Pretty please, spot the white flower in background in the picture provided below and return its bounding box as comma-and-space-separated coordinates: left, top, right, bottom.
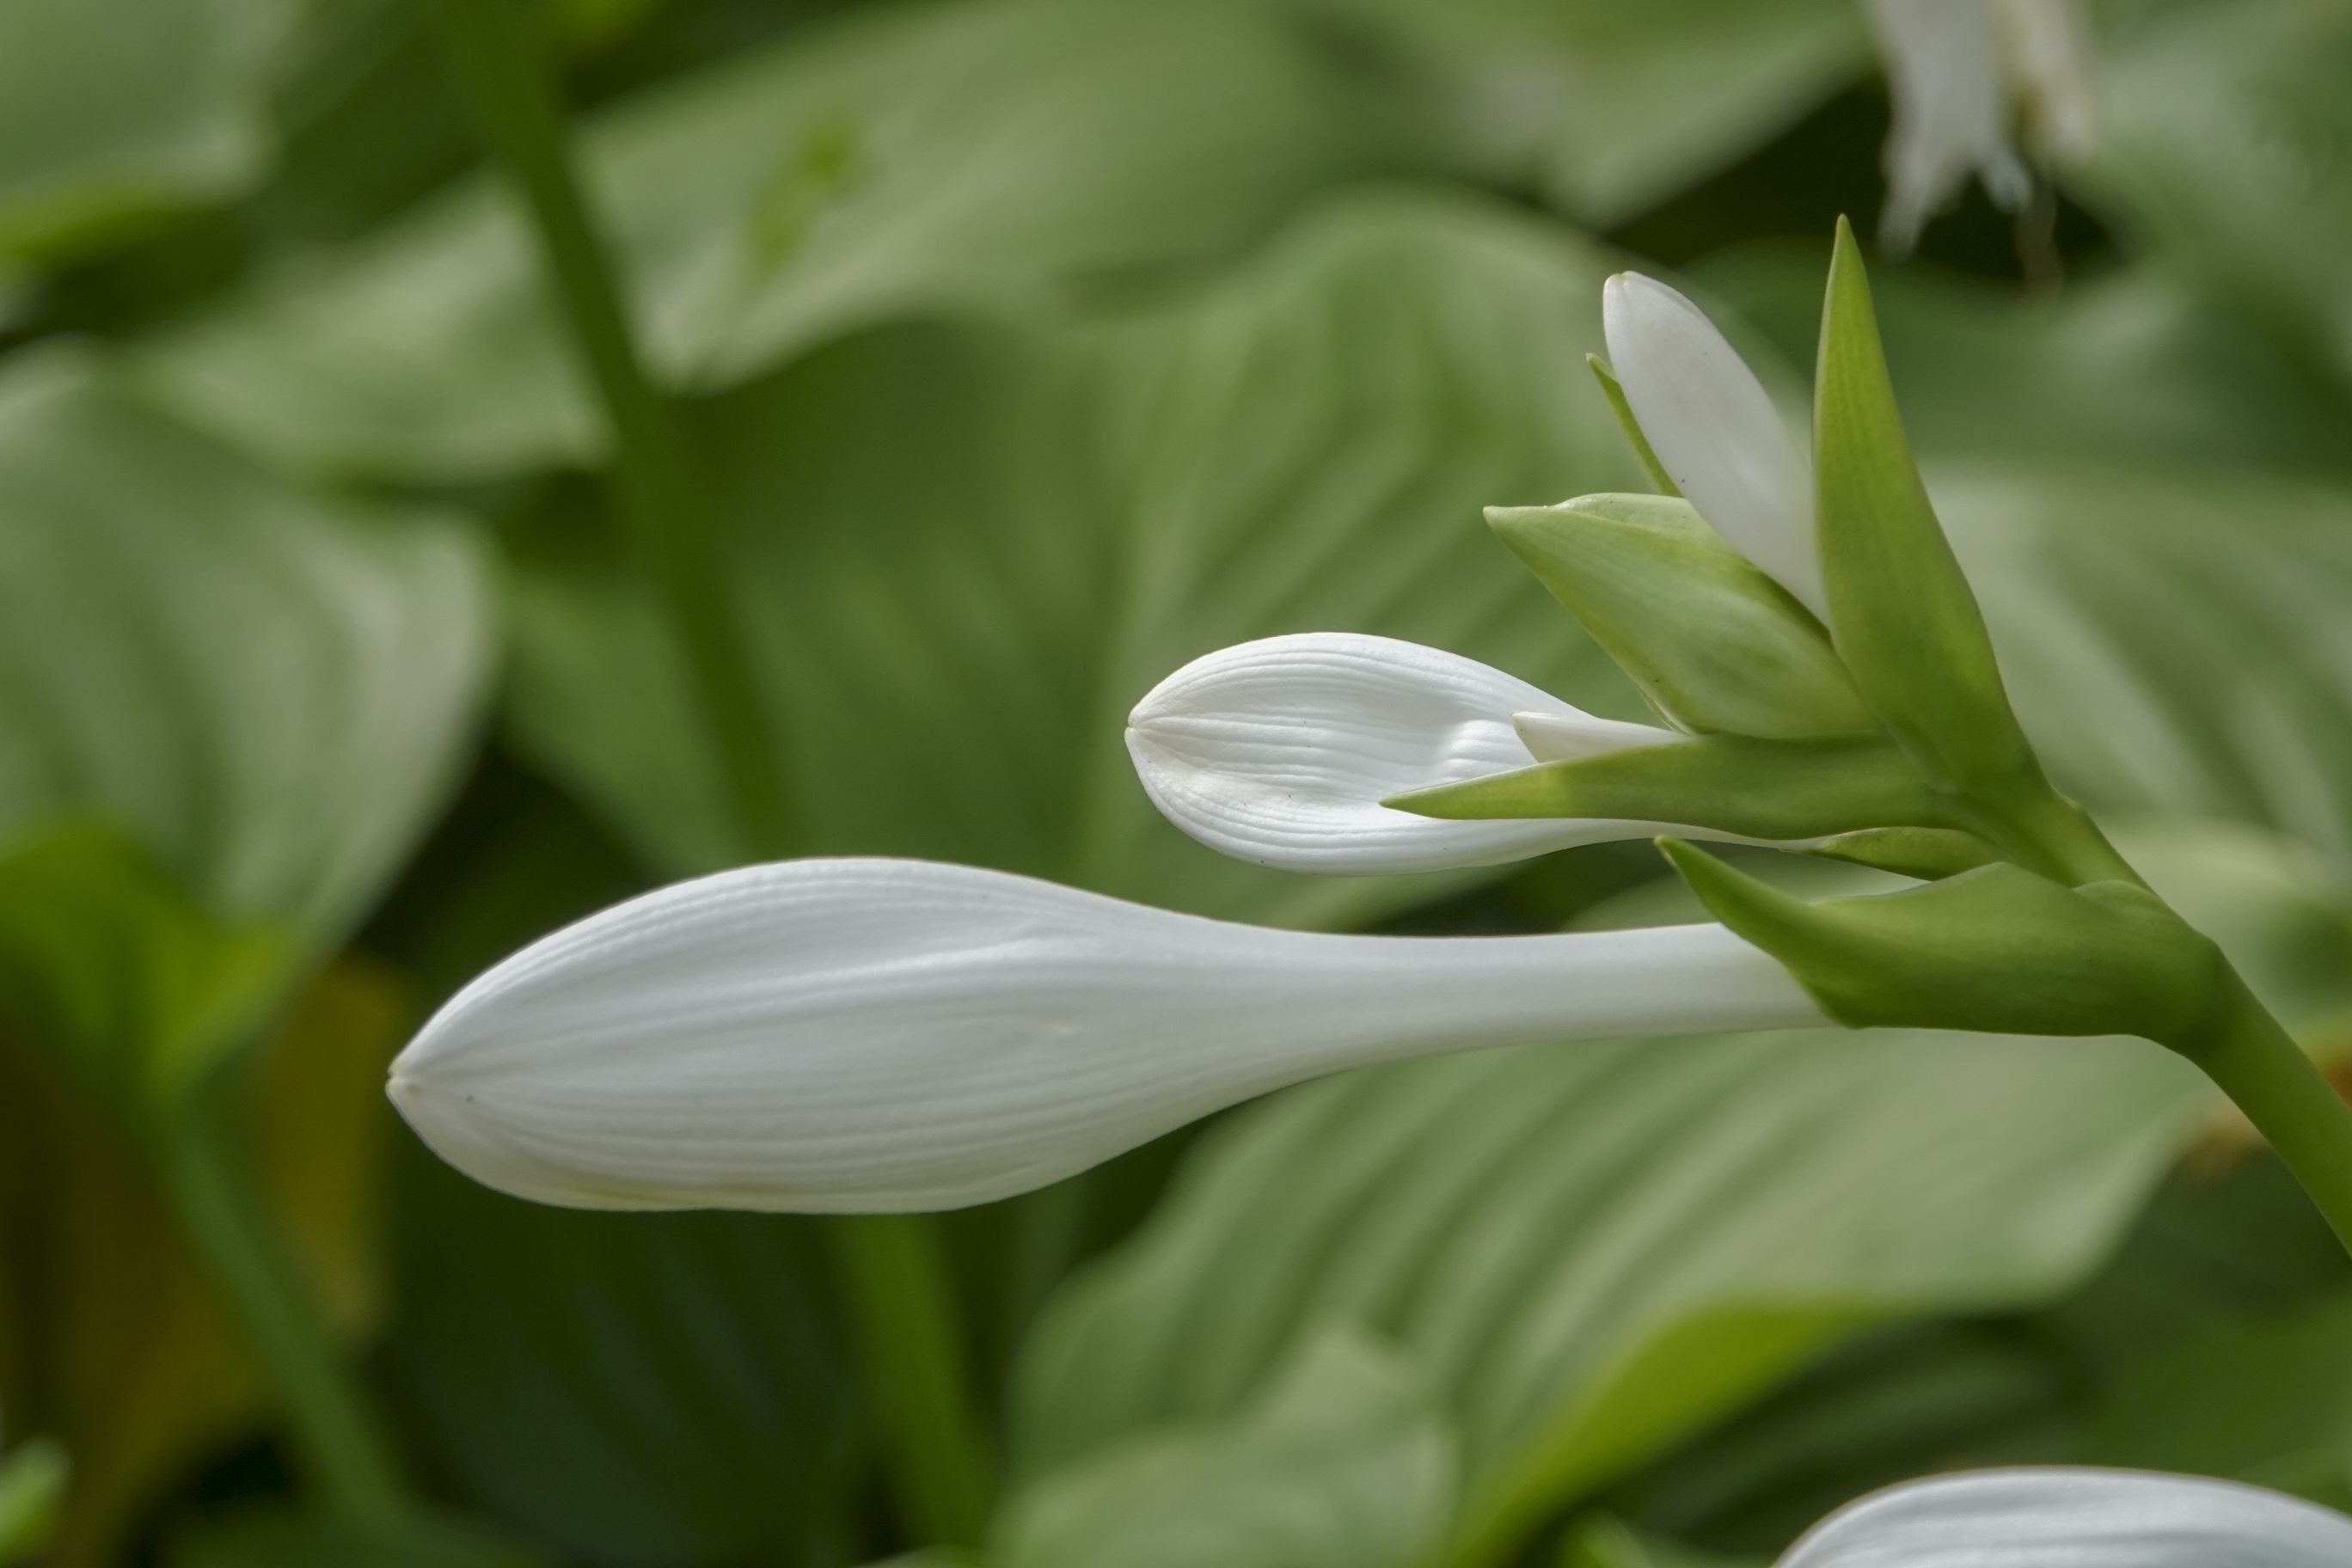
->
1601, 273, 1822, 616
1125, 632, 1681, 875
1865, 0, 2097, 252
388, 858, 1823, 1212
1776, 1467, 2352, 1566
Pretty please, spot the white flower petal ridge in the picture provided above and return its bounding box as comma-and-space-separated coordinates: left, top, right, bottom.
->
387, 858, 1825, 1213
1601, 273, 1826, 619
1126, 632, 1678, 875
1776, 1467, 2352, 1567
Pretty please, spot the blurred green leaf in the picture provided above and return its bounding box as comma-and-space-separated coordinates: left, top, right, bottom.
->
1689, 248, 2352, 481
134, 0, 1407, 481
0, 958, 412, 1568
0, 826, 287, 1123
1009, 1024, 2210, 1568
1560, 1514, 1760, 1568
0, 347, 493, 946
505, 189, 1646, 923
378, 1144, 865, 1568
1322, 0, 1869, 227
992, 1326, 1454, 1568
0, 1437, 67, 1565
0, 0, 294, 262
169, 1503, 542, 1568
2086, 0, 2352, 395
1934, 460, 2352, 862
2087, 1289, 2352, 1512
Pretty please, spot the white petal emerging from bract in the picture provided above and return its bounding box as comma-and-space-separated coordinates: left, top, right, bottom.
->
1125, 633, 1678, 875
1778, 1467, 2352, 1567
1601, 273, 1826, 619
388, 858, 1824, 1213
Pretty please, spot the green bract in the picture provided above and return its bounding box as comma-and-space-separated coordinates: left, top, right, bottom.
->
1812, 218, 2041, 801
1387, 734, 1944, 843
1487, 494, 1876, 739
1661, 841, 2233, 1051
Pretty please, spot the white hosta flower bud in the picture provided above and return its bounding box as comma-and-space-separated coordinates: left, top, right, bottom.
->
1778, 1467, 2352, 1567
1124, 633, 1678, 875
387, 858, 1823, 1213
1601, 274, 1825, 619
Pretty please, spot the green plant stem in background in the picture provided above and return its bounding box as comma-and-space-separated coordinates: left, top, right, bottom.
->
426, 0, 792, 860
426, 1, 997, 1543
828, 1216, 996, 1544
152, 1094, 409, 1526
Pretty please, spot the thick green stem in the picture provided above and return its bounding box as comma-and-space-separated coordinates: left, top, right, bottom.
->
2190, 983, 2352, 1257
427, 4, 995, 1542
428, 0, 792, 859
152, 1098, 409, 1524
827, 1216, 996, 1546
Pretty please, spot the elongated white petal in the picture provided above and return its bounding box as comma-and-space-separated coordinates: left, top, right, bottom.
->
388, 858, 1823, 1213
1778, 1467, 2352, 1567
1601, 274, 1825, 618
1867, 0, 2031, 252
1125, 633, 1681, 875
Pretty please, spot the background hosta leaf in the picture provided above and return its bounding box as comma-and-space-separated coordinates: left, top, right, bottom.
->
2084, 0, 2352, 397
0, 0, 292, 263
1008, 1026, 2211, 1568
993, 1326, 1455, 1568
0, 348, 492, 946
505, 189, 1646, 925
0, 827, 286, 1121
379, 1148, 863, 1568
0, 959, 409, 1568
133, 0, 1403, 481
1934, 461, 2352, 864
1326, 0, 1869, 228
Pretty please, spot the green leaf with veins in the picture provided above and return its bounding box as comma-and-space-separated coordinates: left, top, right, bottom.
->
503, 190, 1647, 924
993, 1327, 1455, 1568
132, 0, 1406, 481
1009, 1024, 2208, 1568
0, 351, 491, 947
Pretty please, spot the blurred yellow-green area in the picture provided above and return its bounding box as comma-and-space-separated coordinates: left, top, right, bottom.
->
8, 0, 2352, 1565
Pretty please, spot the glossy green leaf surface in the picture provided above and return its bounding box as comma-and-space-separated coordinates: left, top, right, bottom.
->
504, 190, 1646, 924
0, 350, 492, 946
134, 0, 1405, 481
1010, 1025, 2209, 1567
0, 0, 291, 261
994, 1327, 1454, 1568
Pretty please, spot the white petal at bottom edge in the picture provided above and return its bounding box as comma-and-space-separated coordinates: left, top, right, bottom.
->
388, 858, 1822, 1214
1126, 632, 1679, 875
1777, 1467, 2352, 1567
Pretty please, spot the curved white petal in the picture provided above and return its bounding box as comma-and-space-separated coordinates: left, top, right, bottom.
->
1778, 1467, 2352, 1567
388, 858, 1823, 1214
1125, 633, 1680, 875
1602, 273, 1825, 619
